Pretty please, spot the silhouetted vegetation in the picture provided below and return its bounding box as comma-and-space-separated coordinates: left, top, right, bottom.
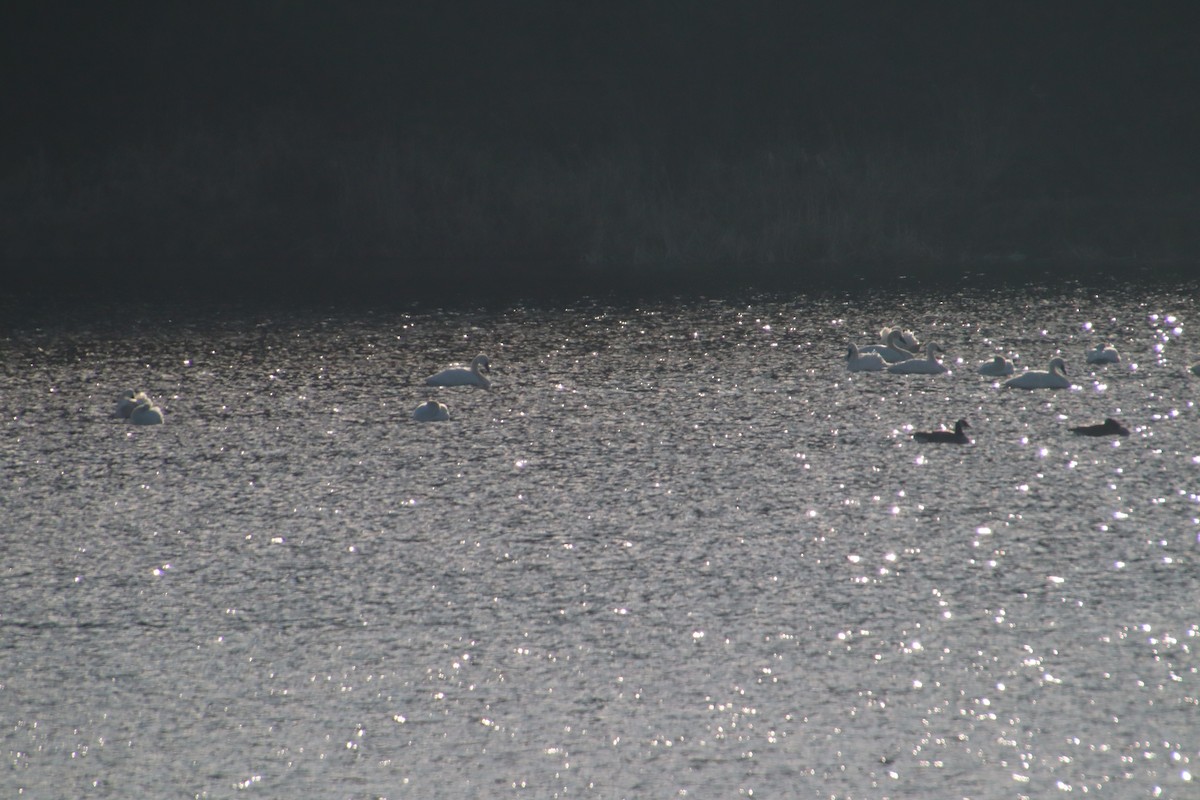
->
3, 3, 1197, 299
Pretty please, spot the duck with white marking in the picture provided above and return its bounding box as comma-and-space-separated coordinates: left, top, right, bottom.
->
425, 354, 491, 388
1069, 418, 1129, 437
845, 343, 886, 372
412, 399, 451, 422
887, 342, 948, 374
1004, 357, 1071, 389
913, 419, 971, 444
977, 355, 1015, 376
1086, 343, 1120, 364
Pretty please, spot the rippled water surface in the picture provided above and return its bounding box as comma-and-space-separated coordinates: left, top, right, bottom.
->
4, 283, 1199, 798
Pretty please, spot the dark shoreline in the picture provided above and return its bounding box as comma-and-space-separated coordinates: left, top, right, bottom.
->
5, 256, 1195, 320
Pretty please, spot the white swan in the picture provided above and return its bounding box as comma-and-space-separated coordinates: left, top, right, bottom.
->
115, 390, 150, 418
887, 342, 948, 374
846, 343, 886, 372
977, 355, 1015, 376
879, 326, 920, 352
1004, 356, 1070, 389
860, 329, 917, 363
1086, 343, 1120, 364
425, 354, 491, 388
412, 399, 450, 422
129, 399, 164, 425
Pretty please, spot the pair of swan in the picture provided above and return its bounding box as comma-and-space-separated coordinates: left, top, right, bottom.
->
1004, 357, 1071, 389
858, 329, 920, 364
847, 340, 948, 374
115, 390, 164, 425
415, 353, 491, 422
879, 326, 920, 352
114, 390, 150, 418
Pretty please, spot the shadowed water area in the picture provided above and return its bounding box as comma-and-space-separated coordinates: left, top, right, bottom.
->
3, 282, 1199, 798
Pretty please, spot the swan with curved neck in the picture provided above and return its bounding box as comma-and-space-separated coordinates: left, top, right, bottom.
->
861, 329, 918, 363
887, 342, 948, 374
1004, 357, 1070, 389
879, 326, 920, 352
425, 354, 491, 388
845, 343, 886, 372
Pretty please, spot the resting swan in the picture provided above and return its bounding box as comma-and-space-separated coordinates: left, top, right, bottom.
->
412, 399, 450, 422
845, 343, 886, 372
1004, 357, 1070, 389
887, 342, 948, 374
977, 355, 1015, 376
879, 326, 920, 352
129, 399, 164, 425
425, 354, 491, 388
1086, 343, 1120, 364
860, 329, 918, 363
913, 419, 970, 444
115, 390, 150, 418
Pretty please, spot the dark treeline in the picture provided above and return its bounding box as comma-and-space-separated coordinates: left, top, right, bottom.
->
3, 2, 1198, 299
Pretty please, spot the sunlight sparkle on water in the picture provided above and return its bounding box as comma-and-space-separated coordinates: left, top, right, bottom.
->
8, 288, 1200, 798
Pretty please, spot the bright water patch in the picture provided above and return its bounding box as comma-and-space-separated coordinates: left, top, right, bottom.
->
2, 285, 1199, 798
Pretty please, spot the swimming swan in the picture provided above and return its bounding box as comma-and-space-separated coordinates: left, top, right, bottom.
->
1004, 357, 1070, 389
1086, 343, 1120, 364
861, 329, 918, 363
425, 354, 491, 388
115, 390, 150, 418
913, 418, 971, 444
129, 399, 164, 425
887, 342, 948, 374
412, 399, 450, 422
846, 343, 887, 372
977, 355, 1015, 376
1069, 417, 1129, 437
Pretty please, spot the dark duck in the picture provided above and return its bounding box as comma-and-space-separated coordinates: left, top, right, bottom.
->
913, 419, 971, 444
1069, 418, 1130, 437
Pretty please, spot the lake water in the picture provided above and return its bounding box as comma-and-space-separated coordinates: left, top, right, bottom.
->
3, 281, 1199, 799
